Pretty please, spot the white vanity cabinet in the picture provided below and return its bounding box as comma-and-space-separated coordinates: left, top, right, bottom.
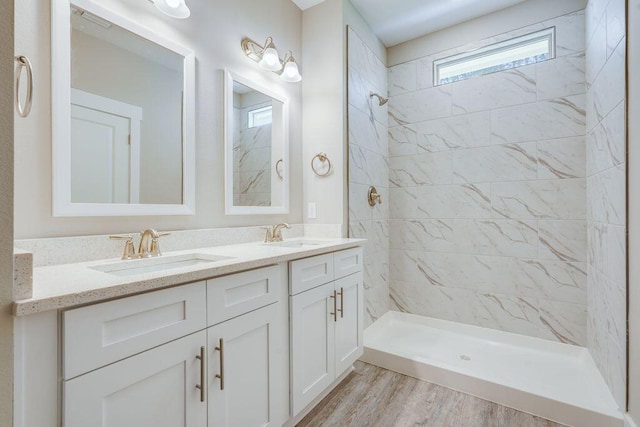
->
64, 331, 208, 427
289, 248, 364, 416
60, 264, 288, 427
206, 266, 288, 427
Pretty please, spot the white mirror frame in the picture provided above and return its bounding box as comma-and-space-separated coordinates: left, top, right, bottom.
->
224, 70, 290, 215
52, 0, 196, 216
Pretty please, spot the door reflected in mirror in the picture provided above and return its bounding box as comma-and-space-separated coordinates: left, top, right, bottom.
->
225, 71, 289, 215
70, 6, 184, 205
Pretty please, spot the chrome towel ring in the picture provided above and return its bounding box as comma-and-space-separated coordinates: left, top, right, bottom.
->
311, 152, 332, 177
14, 55, 33, 118
275, 159, 284, 180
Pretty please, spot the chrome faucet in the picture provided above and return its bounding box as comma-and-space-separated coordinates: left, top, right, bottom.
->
261, 223, 291, 243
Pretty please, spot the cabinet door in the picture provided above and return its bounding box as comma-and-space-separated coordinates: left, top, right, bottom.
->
290, 282, 335, 416
334, 272, 364, 375
64, 331, 207, 427
208, 303, 286, 427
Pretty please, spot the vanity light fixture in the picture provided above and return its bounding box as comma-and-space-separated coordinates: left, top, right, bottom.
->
152, 0, 191, 19
241, 37, 302, 82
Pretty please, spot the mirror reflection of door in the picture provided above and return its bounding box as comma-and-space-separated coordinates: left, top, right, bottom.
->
70, 89, 142, 203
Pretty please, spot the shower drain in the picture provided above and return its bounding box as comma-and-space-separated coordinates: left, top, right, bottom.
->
459, 354, 471, 361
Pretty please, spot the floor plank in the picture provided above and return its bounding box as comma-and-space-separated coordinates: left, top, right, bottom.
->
297, 362, 566, 427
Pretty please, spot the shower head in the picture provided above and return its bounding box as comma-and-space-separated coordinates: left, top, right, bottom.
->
369, 91, 388, 106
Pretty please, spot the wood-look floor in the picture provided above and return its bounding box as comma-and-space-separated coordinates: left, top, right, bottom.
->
297, 362, 566, 427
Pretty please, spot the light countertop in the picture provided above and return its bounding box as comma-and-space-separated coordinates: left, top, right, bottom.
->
14, 238, 365, 316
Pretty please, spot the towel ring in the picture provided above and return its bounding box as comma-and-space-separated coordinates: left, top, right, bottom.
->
311, 152, 332, 177
275, 159, 284, 180
14, 56, 33, 118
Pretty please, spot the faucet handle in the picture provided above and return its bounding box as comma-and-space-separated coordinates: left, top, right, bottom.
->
109, 235, 136, 260
149, 232, 170, 257
261, 226, 274, 243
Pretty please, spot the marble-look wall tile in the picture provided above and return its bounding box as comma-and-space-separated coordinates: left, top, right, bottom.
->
348, 27, 390, 327
539, 300, 587, 345
348, 28, 387, 95
416, 112, 491, 152
452, 143, 537, 183
606, 0, 626, 57
386, 9, 589, 348
417, 184, 492, 219
492, 179, 586, 220
388, 86, 452, 126
388, 61, 417, 96
390, 152, 453, 187
389, 125, 417, 157
349, 144, 389, 189
349, 104, 388, 157
491, 95, 586, 144
539, 220, 587, 262
537, 54, 585, 100
452, 66, 536, 114
585, 17, 607, 86
389, 187, 417, 219
587, 163, 626, 226
587, 100, 625, 175
587, 39, 626, 128
349, 66, 388, 127
538, 136, 586, 179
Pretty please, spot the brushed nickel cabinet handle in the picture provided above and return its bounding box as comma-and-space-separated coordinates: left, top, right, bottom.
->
215, 338, 225, 390
330, 290, 337, 322
337, 287, 344, 318
195, 346, 205, 402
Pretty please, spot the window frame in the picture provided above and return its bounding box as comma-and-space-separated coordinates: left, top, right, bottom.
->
247, 105, 273, 128
433, 27, 556, 86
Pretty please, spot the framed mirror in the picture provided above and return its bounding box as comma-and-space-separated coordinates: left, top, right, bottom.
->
52, 0, 195, 216
224, 71, 289, 215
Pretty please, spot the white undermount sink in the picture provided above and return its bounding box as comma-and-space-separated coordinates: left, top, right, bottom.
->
262, 240, 324, 248
90, 253, 234, 277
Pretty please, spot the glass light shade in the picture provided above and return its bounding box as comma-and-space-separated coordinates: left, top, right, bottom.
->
153, 0, 191, 19
280, 60, 302, 82
259, 47, 283, 72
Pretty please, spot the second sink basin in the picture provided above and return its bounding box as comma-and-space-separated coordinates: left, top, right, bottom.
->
91, 253, 234, 277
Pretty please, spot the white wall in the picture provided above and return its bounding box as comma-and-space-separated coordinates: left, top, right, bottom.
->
1, 0, 15, 424
628, 0, 639, 421
388, 0, 587, 66
301, 0, 346, 230
14, 0, 303, 238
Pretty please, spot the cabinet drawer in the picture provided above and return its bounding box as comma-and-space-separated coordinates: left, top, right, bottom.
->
289, 253, 334, 295
334, 247, 363, 279
207, 265, 281, 326
63, 282, 206, 380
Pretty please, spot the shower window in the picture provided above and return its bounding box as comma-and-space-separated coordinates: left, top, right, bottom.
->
248, 105, 272, 128
433, 27, 555, 86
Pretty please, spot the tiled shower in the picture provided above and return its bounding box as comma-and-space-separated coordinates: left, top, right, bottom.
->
348, 0, 626, 411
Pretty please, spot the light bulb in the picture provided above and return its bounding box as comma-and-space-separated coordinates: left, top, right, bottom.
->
281, 60, 302, 82
259, 46, 283, 72
153, 0, 190, 18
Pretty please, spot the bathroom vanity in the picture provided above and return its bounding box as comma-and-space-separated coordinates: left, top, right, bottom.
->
13, 239, 364, 427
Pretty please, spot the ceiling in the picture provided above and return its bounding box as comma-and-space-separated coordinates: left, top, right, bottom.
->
292, 0, 528, 47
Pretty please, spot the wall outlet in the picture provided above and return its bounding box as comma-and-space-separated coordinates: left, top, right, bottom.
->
307, 202, 317, 219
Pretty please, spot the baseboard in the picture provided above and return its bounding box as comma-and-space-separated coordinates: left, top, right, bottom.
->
626, 413, 639, 427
